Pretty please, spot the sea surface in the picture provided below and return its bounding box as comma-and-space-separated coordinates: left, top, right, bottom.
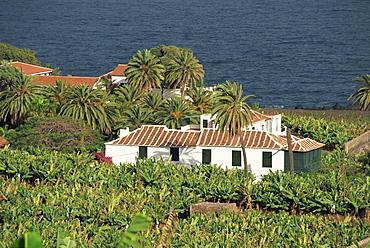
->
1, 0, 369, 108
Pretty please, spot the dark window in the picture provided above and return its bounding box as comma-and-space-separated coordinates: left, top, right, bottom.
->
139, 146, 147, 158
170, 147, 179, 161
202, 149, 211, 164
203, 120, 208, 128
232, 150, 241, 166
262, 152, 272, 168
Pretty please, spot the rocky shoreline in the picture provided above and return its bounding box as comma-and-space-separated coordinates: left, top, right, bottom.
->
293, 102, 364, 111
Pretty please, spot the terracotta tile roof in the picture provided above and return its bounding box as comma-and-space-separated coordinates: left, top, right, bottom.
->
198, 129, 286, 149
110, 64, 128, 76
10, 62, 53, 75
0, 137, 10, 147
32, 76, 99, 87
112, 125, 200, 147
251, 111, 272, 123
110, 125, 325, 152
282, 136, 325, 152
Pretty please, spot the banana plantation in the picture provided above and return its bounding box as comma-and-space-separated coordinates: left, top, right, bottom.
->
0, 146, 369, 247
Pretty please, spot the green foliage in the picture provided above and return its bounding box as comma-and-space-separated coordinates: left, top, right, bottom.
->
348, 74, 370, 110
59, 85, 119, 134
0, 151, 369, 247
10, 232, 43, 248
282, 112, 370, 150
6, 116, 104, 153
156, 97, 197, 129
0, 73, 43, 126
125, 49, 165, 93
118, 214, 152, 248
0, 43, 40, 65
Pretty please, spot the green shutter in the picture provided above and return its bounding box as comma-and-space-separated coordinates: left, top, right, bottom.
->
170, 147, 179, 161
202, 149, 211, 164
262, 152, 272, 168
232, 150, 241, 166
203, 120, 208, 128
139, 146, 147, 158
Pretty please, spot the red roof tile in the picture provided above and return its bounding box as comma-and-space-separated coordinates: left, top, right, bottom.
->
112, 125, 200, 147
111, 125, 325, 152
0, 137, 10, 147
198, 129, 285, 149
10, 62, 52, 75
110, 64, 128, 76
251, 111, 272, 123
32, 76, 99, 87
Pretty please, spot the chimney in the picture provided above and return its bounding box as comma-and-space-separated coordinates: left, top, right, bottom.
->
119, 127, 130, 138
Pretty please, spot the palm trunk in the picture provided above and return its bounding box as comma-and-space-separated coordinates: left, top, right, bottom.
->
240, 134, 249, 180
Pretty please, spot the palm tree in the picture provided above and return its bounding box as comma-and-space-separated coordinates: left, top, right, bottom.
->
157, 97, 196, 129
166, 50, 204, 99
118, 105, 154, 131
348, 74, 370, 110
142, 92, 163, 113
125, 49, 165, 93
59, 85, 118, 134
114, 84, 145, 110
211, 81, 255, 179
45, 80, 71, 110
0, 73, 42, 126
186, 85, 213, 114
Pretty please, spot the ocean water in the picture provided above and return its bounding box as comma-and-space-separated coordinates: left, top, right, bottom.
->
1, 0, 369, 108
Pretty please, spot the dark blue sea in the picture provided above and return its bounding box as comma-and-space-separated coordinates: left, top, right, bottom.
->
1, 0, 369, 108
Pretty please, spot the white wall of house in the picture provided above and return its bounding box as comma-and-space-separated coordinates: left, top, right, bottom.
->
111, 75, 127, 85
105, 144, 138, 164
107, 143, 285, 178
196, 146, 285, 177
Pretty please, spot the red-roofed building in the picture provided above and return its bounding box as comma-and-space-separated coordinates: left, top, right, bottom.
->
32, 75, 100, 88
105, 64, 128, 86
10, 62, 53, 76
105, 112, 325, 177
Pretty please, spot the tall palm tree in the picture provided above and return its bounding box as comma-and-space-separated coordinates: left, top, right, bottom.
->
211, 81, 255, 179
166, 50, 204, 99
157, 97, 196, 129
0, 73, 42, 126
186, 85, 213, 114
59, 85, 118, 134
348, 74, 370, 110
125, 49, 165, 93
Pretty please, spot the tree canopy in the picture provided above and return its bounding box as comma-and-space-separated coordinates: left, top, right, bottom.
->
0, 43, 40, 65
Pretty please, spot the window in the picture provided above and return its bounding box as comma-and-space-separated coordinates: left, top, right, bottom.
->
202, 149, 211, 164
262, 152, 272, 168
170, 147, 179, 161
232, 150, 241, 166
139, 146, 147, 158
203, 120, 208, 128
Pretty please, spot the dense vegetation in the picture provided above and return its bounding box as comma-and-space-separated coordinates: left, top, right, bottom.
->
1, 44, 370, 247
282, 112, 370, 150
0, 43, 40, 65
0, 147, 369, 247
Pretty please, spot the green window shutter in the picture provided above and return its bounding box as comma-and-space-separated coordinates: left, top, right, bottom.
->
262, 151, 272, 168
202, 149, 211, 164
170, 147, 179, 161
203, 120, 208, 128
232, 150, 241, 166
139, 146, 147, 158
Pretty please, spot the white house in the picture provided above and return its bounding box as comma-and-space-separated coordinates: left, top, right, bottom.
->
105, 112, 325, 177
107, 64, 128, 86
